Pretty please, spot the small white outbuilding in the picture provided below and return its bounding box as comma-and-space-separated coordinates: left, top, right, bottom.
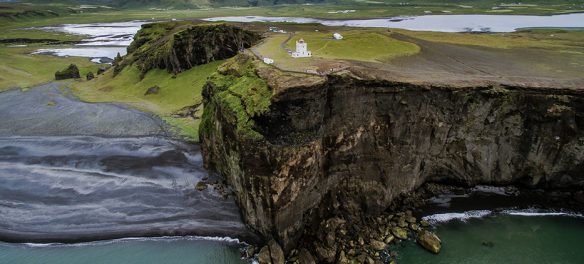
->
333, 33, 343, 40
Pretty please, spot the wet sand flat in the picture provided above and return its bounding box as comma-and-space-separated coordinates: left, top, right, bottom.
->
0, 83, 168, 137
0, 83, 257, 243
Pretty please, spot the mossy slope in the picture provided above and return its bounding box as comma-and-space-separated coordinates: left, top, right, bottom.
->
74, 60, 224, 141
200, 54, 272, 141
74, 22, 261, 141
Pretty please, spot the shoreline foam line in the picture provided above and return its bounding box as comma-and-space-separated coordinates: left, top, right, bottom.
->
12, 236, 243, 248
422, 210, 493, 224
423, 208, 584, 224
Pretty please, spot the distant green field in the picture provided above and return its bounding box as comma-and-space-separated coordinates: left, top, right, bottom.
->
2, 1, 584, 30
287, 30, 420, 62
0, 46, 101, 91
396, 28, 584, 50
253, 29, 420, 72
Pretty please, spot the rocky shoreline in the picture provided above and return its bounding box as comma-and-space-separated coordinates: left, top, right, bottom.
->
243, 183, 584, 264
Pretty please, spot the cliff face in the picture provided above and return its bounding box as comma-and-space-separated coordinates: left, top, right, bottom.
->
200, 55, 584, 250
117, 22, 260, 77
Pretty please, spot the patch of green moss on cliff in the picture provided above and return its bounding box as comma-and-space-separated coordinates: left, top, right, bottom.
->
200, 99, 216, 138
201, 54, 272, 141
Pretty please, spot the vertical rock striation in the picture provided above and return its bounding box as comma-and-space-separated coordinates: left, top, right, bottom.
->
200, 55, 584, 251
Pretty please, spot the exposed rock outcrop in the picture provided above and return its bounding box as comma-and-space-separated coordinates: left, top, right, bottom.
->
117, 21, 261, 77
200, 55, 584, 254
417, 230, 441, 254
144, 85, 160, 95
54, 64, 80, 80
86, 72, 94, 81
297, 248, 316, 264
258, 239, 285, 264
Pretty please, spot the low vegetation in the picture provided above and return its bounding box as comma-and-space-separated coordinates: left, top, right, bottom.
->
72, 61, 224, 141
55, 64, 80, 80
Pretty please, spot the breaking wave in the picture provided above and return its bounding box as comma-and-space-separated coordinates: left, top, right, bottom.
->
423, 208, 584, 225
18, 236, 243, 248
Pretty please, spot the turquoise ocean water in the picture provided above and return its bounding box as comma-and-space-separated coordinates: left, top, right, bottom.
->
394, 214, 584, 264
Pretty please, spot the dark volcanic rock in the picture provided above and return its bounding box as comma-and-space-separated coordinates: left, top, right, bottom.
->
268, 239, 285, 264
86, 72, 95, 81
574, 191, 584, 204
144, 85, 160, 95
171, 103, 201, 118
258, 240, 285, 264
195, 181, 207, 191
417, 230, 441, 254
54, 64, 80, 80
257, 245, 271, 264
200, 56, 584, 253
298, 248, 316, 264
117, 22, 260, 77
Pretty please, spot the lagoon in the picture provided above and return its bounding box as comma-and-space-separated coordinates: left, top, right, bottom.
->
204, 13, 584, 32
34, 13, 584, 61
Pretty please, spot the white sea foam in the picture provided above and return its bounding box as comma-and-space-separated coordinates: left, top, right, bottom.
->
423, 208, 584, 225
471, 185, 510, 196
17, 236, 242, 248
422, 210, 492, 224
23, 243, 56, 247
501, 209, 584, 218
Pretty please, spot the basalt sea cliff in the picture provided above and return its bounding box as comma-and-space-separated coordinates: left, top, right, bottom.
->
200, 54, 584, 257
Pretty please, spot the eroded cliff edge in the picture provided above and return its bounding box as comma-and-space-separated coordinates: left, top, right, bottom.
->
200, 54, 584, 251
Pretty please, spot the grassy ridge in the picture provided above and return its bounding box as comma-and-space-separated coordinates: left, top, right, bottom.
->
72, 61, 224, 141
118, 21, 260, 76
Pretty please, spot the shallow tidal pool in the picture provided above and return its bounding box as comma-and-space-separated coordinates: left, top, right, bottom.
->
0, 237, 246, 264
394, 214, 584, 263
